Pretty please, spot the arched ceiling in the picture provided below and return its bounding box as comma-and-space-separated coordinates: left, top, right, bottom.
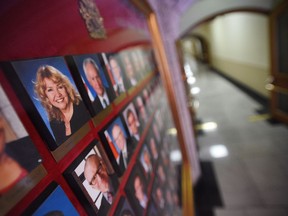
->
179, 0, 282, 37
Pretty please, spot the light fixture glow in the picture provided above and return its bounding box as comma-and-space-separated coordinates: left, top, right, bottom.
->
184, 64, 193, 77
167, 128, 177, 135
187, 77, 196, 85
209, 145, 228, 158
170, 150, 182, 162
202, 122, 217, 131
190, 87, 200, 95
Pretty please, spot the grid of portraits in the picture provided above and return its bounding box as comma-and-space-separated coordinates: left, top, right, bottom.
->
0, 46, 183, 215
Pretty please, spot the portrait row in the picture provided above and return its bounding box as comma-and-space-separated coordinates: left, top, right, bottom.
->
0, 47, 158, 156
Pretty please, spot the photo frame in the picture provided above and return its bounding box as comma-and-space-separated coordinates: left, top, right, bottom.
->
1, 57, 91, 161
65, 53, 116, 117
122, 102, 143, 140
151, 178, 166, 214
142, 86, 153, 115
124, 163, 148, 216
138, 144, 153, 181
129, 48, 145, 82
64, 139, 118, 215
145, 131, 159, 165
98, 116, 138, 177
24, 183, 79, 216
0, 85, 46, 216
113, 196, 136, 216
102, 52, 131, 97
133, 93, 149, 128
119, 50, 140, 90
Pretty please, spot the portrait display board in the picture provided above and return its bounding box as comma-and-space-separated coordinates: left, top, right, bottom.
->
0, 45, 183, 215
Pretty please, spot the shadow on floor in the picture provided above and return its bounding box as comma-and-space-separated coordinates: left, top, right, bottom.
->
194, 161, 223, 216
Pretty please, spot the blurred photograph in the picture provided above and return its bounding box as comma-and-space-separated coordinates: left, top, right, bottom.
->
139, 145, 153, 180
103, 53, 130, 95
134, 95, 149, 126
123, 103, 142, 144
0, 85, 43, 215
120, 52, 138, 87
102, 117, 137, 176
125, 165, 148, 216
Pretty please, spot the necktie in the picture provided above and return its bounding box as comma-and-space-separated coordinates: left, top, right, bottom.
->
103, 98, 108, 108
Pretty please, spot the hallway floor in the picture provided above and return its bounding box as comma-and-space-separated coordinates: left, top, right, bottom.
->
190, 61, 288, 216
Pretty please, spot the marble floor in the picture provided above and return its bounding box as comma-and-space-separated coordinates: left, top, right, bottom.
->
188, 60, 288, 216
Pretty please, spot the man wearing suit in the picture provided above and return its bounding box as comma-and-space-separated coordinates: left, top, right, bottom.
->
134, 175, 148, 215
122, 53, 138, 87
111, 124, 136, 174
108, 56, 128, 94
84, 154, 115, 215
83, 58, 115, 114
126, 108, 141, 144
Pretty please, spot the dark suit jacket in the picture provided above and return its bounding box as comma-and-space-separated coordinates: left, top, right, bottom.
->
97, 195, 111, 215
50, 101, 90, 147
126, 136, 138, 163
92, 87, 116, 115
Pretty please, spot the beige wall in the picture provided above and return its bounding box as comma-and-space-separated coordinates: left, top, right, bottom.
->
192, 12, 270, 97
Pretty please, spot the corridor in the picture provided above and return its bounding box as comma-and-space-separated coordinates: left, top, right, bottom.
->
190, 60, 288, 216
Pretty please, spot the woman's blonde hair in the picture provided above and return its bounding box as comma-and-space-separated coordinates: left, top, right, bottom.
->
34, 65, 81, 121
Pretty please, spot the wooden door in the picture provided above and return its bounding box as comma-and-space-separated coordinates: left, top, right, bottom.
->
269, 1, 288, 124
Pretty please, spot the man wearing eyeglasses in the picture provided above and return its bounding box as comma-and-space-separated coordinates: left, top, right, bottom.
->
84, 154, 115, 215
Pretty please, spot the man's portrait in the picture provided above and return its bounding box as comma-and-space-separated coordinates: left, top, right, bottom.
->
139, 145, 153, 179
123, 103, 142, 145
133, 174, 148, 214
67, 141, 118, 215
142, 88, 153, 114
11, 57, 91, 150
103, 53, 130, 95
120, 52, 138, 87
72, 54, 116, 115
103, 117, 137, 176
148, 136, 158, 162
130, 49, 144, 80
134, 95, 149, 127
125, 165, 148, 216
